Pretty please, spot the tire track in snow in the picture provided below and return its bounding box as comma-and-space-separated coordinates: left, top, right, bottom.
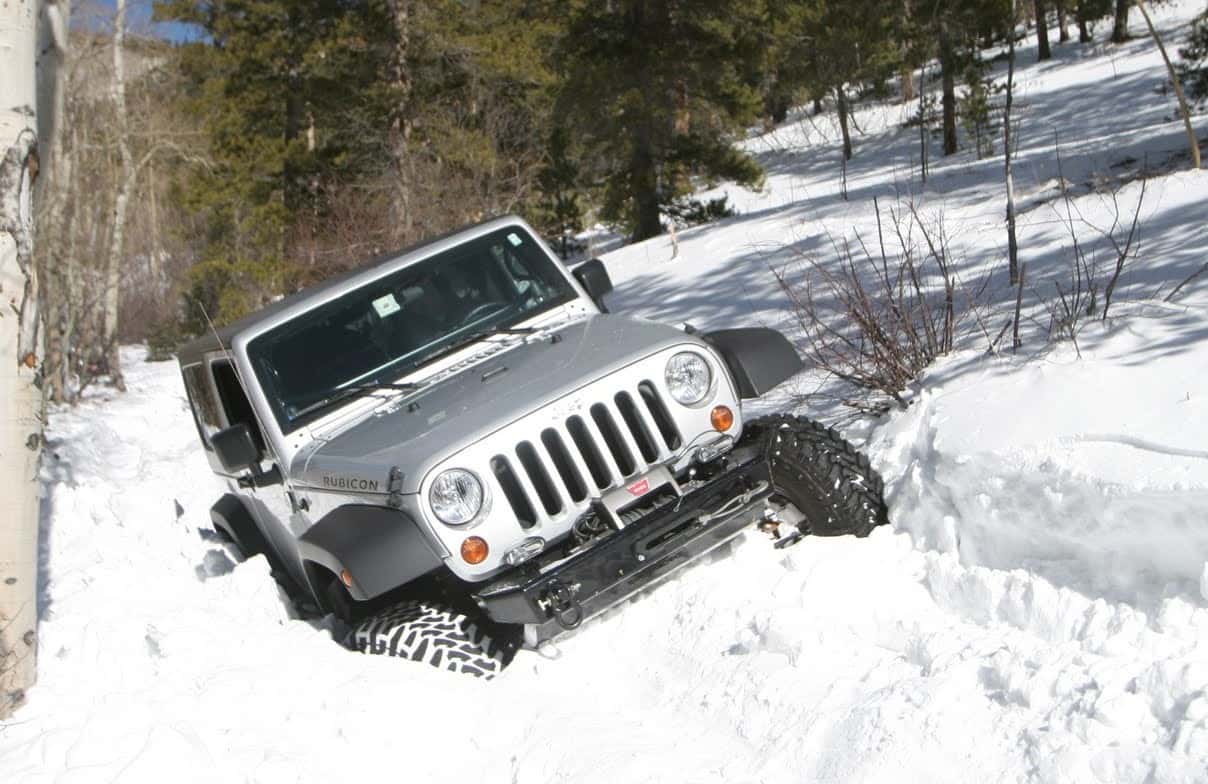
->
1066, 433, 1208, 461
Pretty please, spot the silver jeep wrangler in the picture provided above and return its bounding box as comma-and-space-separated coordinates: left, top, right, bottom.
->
178, 216, 888, 677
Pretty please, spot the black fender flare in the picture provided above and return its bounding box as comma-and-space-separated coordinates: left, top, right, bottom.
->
210, 493, 269, 558
211, 493, 304, 597
703, 328, 804, 399
298, 505, 444, 604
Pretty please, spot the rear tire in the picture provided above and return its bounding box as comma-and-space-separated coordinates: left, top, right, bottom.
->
351, 600, 513, 679
752, 415, 890, 537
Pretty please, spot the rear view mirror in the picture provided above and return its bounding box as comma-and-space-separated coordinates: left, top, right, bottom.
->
212, 423, 261, 473
572, 258, 614, 313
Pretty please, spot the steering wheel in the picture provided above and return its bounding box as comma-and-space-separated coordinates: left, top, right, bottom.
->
458, 301, 506, 327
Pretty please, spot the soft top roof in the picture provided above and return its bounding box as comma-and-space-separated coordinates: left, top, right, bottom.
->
176, 215, 530, 367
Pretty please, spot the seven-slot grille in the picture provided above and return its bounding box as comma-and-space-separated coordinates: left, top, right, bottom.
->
490, 381, 683, 528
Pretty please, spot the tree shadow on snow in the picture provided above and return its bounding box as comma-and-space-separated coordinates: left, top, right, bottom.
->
36, 439, 77, 622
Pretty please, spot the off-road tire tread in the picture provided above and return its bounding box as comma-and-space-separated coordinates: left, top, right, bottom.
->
351, 601, 510, 679
751, 414, 890, 538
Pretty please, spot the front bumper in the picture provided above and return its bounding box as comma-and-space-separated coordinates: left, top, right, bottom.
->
473, 442, 773, 643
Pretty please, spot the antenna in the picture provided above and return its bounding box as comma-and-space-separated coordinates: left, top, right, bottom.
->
196, 301, 272, 481
197, 301, 241, 380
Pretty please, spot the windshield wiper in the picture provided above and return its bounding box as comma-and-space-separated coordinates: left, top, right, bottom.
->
289, 380, 421, 419
409, 325, 536, 370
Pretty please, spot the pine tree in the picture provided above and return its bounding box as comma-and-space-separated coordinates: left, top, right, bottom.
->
1035, 0, 1052, 60
763, 1, 901, 161
536, 125, 585, 258
155, 0, 559, 325
1110, 0, 1130, 42
1179, 6, 1208, 108
909, 0, 1012, 157
155, 0, 396, 276
1069, 0, 1111, 41
754, 0, 810, 126
400, 0, 558, 236
557, 0, 765, 240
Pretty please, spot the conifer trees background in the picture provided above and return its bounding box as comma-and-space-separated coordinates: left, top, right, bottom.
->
25, 0, 1174, 377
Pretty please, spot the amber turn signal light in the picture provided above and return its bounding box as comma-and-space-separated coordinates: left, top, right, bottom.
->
710, 405, 734, 432
340, 568, 354, 587
461, 536, 489, 565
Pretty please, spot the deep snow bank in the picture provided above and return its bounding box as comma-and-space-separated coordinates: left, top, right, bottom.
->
5, 331, 1206, 782
876, 300, 1208, 611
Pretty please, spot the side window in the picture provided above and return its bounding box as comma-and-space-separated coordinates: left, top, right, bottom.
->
489, 242, 557, 303
211, 360, 267, 454
182, 363, 221, 450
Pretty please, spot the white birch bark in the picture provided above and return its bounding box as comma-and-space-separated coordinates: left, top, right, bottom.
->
38, 0, 71, 404
1136, 1, 1201, 170
0, 0, 42, 718
103, 0, 131, 390
1005, 1, 1021, 287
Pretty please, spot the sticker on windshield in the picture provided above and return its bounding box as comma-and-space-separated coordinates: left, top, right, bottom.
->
372, 293, 401, 318
507, 232, 523, 247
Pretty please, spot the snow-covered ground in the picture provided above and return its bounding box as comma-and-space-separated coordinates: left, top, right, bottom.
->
4, 3, 1208, 781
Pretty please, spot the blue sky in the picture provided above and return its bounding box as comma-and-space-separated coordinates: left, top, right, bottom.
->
80, 0, 206, 43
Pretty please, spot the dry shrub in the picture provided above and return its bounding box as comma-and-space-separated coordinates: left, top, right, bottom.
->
1036, 144, 1148, 357
774, 199, 986, 412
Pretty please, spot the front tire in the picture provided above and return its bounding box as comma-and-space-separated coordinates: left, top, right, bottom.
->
752, 415, 890, 538
351, 600, 513, 679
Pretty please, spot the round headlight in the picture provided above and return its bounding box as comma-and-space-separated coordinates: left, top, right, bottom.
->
665, 352, 712, 406
429, 469, 484, 525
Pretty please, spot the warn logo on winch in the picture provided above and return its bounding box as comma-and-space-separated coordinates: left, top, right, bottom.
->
626, 478, 650, 497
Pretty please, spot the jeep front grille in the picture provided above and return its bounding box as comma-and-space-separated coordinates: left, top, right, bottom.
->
491, 383, 683, 526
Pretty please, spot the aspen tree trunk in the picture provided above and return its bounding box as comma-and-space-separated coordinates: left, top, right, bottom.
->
0, 0, 42, 719
38, 0, 70, 404
919, 64, 929, 182
102, 0, 130, 391
1005, 1, 1021, 286
1136, 1, 1200, 170
60, 123, 81, 400
148, 159, 161, 292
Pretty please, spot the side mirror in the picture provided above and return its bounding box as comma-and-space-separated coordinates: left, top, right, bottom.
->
572, 258, 614, 313
211, 423, 261, 473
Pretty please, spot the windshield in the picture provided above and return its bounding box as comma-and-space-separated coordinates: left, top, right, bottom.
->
248, 226, 577, 432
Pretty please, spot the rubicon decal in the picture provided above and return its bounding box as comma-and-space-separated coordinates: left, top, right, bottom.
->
322, 475, 380, 492
626, 478, 650, 497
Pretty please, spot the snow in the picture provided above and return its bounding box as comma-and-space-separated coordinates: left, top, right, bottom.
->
4, 2, 1208, 781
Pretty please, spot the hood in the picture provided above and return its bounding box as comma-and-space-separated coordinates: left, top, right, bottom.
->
293, 314, 699, 494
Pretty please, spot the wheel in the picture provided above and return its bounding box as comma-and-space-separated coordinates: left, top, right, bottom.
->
350, 600, 514, 679
752, 415, 890, 538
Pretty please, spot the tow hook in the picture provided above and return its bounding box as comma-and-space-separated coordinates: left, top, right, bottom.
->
759, 509, 804, 550
538, 580, 584, 630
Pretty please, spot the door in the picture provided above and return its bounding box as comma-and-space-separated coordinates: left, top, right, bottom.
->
208, 357, 310, 594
